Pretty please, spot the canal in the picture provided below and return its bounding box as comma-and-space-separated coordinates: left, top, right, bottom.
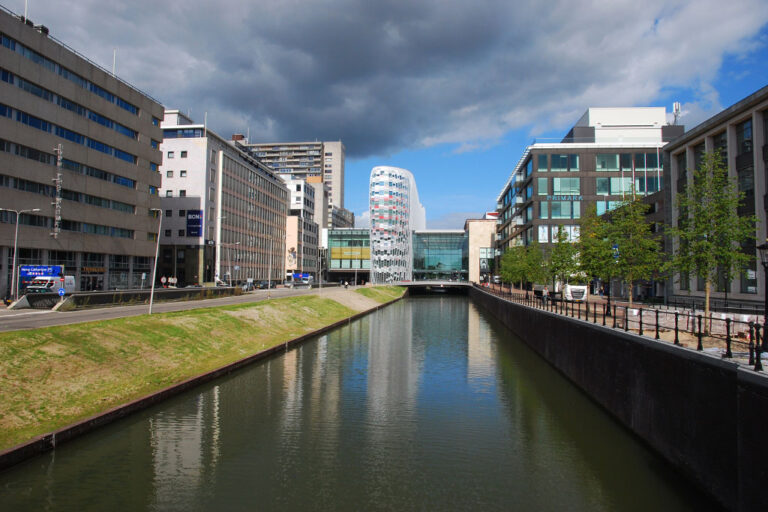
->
0, 296, 717, 510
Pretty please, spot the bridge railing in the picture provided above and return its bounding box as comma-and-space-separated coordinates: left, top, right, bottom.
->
473, 283, 767, 372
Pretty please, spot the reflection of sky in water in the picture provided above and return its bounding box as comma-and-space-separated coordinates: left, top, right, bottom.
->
0, 297, 715, 511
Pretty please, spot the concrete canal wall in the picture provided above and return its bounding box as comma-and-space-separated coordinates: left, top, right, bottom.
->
470, 287, 768, 512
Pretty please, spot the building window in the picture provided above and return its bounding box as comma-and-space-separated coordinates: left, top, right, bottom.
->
180, 150, 188, 158
167, 151, 174, 159
179, 190, 186, 197
540, 201, 549, 219
151, 139, 159, 149
166, 190, 172, 197
537, 177, 548, 195
596, 177, 610, 195
179, 209, 186, 216
553, 177, 580, 195
150, 162, 158, 172
596, 154, 619, 171
180, 170, 187, 177
165, 209, 172, 217
610, 177, 632, 195
537, 154, 548, 172
178, 229, 185, 237
736, 118, 753, 155
166, 170, 173, 178
164, 229, 171, 237
152, 117, 160, 126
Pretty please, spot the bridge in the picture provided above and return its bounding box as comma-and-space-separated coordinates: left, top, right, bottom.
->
394, 280, 472, 294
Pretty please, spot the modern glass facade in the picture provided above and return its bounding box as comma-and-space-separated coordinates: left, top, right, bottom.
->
412, 231, 468, 281
328, 229, 370, 270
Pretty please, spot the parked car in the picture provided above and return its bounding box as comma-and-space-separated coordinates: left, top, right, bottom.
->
492, 275, 502, 284
255, 280, 277, 289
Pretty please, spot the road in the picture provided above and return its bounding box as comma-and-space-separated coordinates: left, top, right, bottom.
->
0, 286, 334, 333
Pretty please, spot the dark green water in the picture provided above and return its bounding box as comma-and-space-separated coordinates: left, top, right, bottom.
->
0, 296, 717, 510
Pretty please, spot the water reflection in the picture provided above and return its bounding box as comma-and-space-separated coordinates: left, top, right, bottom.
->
0, 297, 716, 511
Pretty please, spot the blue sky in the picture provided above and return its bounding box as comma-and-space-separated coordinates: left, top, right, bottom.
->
14, 0, 768, 229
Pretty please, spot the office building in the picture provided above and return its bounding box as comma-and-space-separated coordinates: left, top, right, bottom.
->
326, 228, 370, 284
664, 85, 768, 307
0, 7, 164, 294
496, 107, 684, 257
412, 230, 467, 281
241, 139, 345, 210
464, 218, 497, 283
369, 166, 426, 283
282, 175, 319, 281
159, 111, 288, 286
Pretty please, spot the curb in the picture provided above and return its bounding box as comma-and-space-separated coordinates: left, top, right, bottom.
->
0, 290, 407, 472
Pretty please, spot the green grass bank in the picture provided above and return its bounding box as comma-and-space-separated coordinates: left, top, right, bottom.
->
0, 287, 405, 452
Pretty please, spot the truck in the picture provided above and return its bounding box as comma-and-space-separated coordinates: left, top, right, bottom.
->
24, 276, 76, 294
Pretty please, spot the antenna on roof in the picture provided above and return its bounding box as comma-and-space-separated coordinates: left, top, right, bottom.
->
112, 48, 117, 76
673, 102, 681, 125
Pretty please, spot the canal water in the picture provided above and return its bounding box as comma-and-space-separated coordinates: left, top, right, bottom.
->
0, 296, 717, 510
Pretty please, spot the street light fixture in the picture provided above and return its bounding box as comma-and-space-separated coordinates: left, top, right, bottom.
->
0, 207, 41, 301
149, 208, 163, 315
757, 241, 768, 331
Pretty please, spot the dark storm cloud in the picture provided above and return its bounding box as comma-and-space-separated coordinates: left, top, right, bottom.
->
18, 0, 768, 157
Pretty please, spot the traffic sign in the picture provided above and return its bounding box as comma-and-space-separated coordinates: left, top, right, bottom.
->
58, 288, 66, 296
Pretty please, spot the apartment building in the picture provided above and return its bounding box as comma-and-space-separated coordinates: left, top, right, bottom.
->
0, 7, 164, 295
282, 175, 319, 281
159, 111, 288, 286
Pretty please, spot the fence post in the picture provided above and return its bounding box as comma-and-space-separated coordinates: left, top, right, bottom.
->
613, 305, 617, 328
578, 302, 581, 320
625, 306, 629, 332
749, 322, 755, 365
593, 303, 597, 323
602, 303, 606, 326
639, 308, 644, 336
755, 324, 763, 372
674, 312, 679, 345
655, 309, 660, 340
696, 315, 703, 351
724, 318, 732, 358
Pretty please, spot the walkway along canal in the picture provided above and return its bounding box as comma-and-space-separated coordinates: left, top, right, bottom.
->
0, 295, 718, 510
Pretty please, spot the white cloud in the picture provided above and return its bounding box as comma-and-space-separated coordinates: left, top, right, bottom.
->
355, 210, 370, 229
15, 0, 768, 157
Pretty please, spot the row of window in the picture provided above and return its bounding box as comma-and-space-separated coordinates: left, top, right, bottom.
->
0, 174, 134, 213
0, 102, 137, 164
0, 210, 134, 238
1, 32, 138, 115
0, 137, 136, 188
533, 176, 663, 197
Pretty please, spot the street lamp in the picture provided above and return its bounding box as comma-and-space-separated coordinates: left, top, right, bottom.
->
757, 241, 768, 329
149, 208, 162, 315
0, 207, 41, 301
228, 241, 240, 287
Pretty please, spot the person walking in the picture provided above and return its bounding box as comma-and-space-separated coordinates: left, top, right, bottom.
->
542, 286, 549, 306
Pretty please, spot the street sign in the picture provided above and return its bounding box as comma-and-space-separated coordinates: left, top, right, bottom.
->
58, 288, 65, 296
161, 276, 167, 283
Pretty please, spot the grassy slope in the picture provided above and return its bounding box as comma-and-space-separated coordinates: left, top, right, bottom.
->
0, 295, 358, 451
354, 286, 405, 303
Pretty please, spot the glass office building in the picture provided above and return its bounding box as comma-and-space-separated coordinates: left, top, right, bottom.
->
327, 228, 370, 283
412, 230, 468, 281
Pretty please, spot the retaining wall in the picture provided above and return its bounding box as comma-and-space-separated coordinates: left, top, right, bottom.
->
470, 286, 768, 512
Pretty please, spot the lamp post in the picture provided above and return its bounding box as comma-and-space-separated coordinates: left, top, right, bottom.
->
227, 241, 240, 287
149, 208, 162, 315
0, 207, 41, 301
757, 241, 768, 329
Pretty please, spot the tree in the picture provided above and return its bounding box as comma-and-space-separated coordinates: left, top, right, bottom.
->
548, 226, 579, 290
607, 197, 661, 308
524, 241, 549, 287
578, 203, 615, 310
500, 245, 527, 290
668, 150, 756, 321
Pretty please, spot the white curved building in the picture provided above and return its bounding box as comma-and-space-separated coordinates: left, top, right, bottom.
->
369, 166, 426, 283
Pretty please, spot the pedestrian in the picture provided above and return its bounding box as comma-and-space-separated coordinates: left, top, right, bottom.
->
542, 286, 549, 305
344, 280, 348, 289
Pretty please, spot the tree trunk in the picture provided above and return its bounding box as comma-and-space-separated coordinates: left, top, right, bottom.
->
704, 279, 711, 334
627, 276, 633, 308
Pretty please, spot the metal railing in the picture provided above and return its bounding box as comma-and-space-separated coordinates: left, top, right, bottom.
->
475, 284, 767, 372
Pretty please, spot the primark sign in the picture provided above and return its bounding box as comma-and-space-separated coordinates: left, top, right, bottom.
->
545, 195, 583, 201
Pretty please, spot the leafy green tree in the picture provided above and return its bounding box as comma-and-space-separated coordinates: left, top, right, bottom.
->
548, 226, 579, 291
668, 151, 756, 321
500, 245, 527, 290
524, 241, 549, 287
578, 204, 613, 282
607, 197, 661, 307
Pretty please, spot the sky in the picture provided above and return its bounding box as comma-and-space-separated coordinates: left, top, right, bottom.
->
10, 0, 768, 228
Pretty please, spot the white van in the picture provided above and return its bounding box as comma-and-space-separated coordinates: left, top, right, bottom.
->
25, 276, 76, 294
563, 284, 588, 301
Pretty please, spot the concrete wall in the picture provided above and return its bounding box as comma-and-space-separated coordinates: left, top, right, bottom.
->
470, 286, 768, 512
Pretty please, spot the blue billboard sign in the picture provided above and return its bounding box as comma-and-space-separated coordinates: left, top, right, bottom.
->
19, 265, 63, 279
186, 210, 203, 237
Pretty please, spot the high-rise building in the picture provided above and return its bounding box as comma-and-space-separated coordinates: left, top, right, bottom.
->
369, 166, 426, 283
159, 111, 288, 286
496, 107, 684, 255
0, 8, 164, 295
240, 139, 344, 205
281, 175, 319, 281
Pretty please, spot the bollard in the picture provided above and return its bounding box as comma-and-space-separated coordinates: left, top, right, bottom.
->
696, 315, 703, 351
724, 318, 732, 358
755, 325, 763, 372
674, 312, 679, 345
577, 302, 581, 320
655, 309, 660, 340
624, 306, 629, 332
639, 308, 644, 336
749, 336, 755, 366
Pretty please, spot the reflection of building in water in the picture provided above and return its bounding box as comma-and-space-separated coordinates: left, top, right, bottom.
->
150, 387, 221, 509
366, 302, 423, 426
467, 302, 497, 391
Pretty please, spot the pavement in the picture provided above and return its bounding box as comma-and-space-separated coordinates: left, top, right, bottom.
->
0, 285, 377, 333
